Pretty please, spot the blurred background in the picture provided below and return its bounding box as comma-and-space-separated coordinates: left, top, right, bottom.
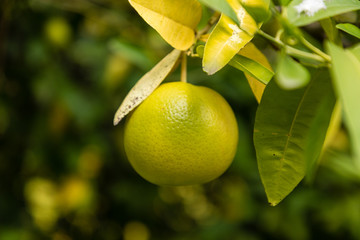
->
1, 0, 360, 239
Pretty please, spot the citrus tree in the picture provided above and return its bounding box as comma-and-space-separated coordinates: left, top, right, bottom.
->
114, 0, 360, 206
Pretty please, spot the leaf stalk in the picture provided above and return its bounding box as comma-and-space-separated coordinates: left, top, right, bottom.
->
257, 30, 330, 65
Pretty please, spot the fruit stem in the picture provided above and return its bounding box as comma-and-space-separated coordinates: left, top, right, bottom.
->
181, 51, 187, 83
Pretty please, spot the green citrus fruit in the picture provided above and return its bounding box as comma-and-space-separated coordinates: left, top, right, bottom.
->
124, 82, 238, 185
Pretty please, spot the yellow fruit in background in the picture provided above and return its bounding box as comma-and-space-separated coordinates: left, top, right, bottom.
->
44, 17, 71, 47
124, 82, 238, 185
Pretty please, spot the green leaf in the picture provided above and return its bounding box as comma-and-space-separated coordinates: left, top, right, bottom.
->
254, 70, 335, 206
238, 0, 270, 23
279, 0, 292, 6
238, 42, 273, 103
323, 151, 360, 182
350, 44, 360, 62
202, 14, 253, 75
197, 43, 273, 102
129, 0, 202, 50
276, 53, 310, 90
198, 0, 239, 23
320, 18, 341, 44
326, 42, 360, 165
336, 23, 360, 39
113, 49, 181, 125
287, 0, 360, 27
304, 71, 336, 181
229, 54, 273, 85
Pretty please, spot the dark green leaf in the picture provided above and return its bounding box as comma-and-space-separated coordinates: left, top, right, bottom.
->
254, 70, 335, 206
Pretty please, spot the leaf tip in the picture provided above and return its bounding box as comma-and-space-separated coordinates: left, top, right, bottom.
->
113, 112, 124, 126
113, 117, 120, 126
202, 65, 217, 75
269, 200, 280, 207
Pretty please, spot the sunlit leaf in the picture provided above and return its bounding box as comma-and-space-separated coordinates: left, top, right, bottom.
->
226, 0, 258, 35
198, 42, 272, 102
287, 0, 360, 27
203, 14, 253, 75
336, 23, 360, 39
113, 49, 181, 125
276, 53, 310, 90
326, 42, 360, 164
254, 70, 335, 206
236, 42, 273, 102
129, 0, 202, 50
198, 0, 238, 23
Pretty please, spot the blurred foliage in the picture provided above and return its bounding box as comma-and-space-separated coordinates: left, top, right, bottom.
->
1, 0, 360, 239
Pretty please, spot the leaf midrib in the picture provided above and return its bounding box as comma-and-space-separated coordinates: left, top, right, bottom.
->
272, 80, 313, 199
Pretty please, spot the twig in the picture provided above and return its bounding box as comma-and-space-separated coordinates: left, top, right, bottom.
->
180, 52, 187, 83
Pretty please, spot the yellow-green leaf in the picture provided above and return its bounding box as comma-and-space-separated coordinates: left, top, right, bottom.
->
113, 49, 181, 125
129, 0, 202, 50
276, 53, 311, 90
327, 42, 360, 165
336, 23, 360, 39
238, 42, 273, 103
322, 101, 342, 151
203, 14, 253, 75
226, 0, 258, 35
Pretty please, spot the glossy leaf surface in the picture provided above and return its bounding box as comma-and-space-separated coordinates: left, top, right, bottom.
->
226, 0, 258, 35
203, 14, 253, 75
